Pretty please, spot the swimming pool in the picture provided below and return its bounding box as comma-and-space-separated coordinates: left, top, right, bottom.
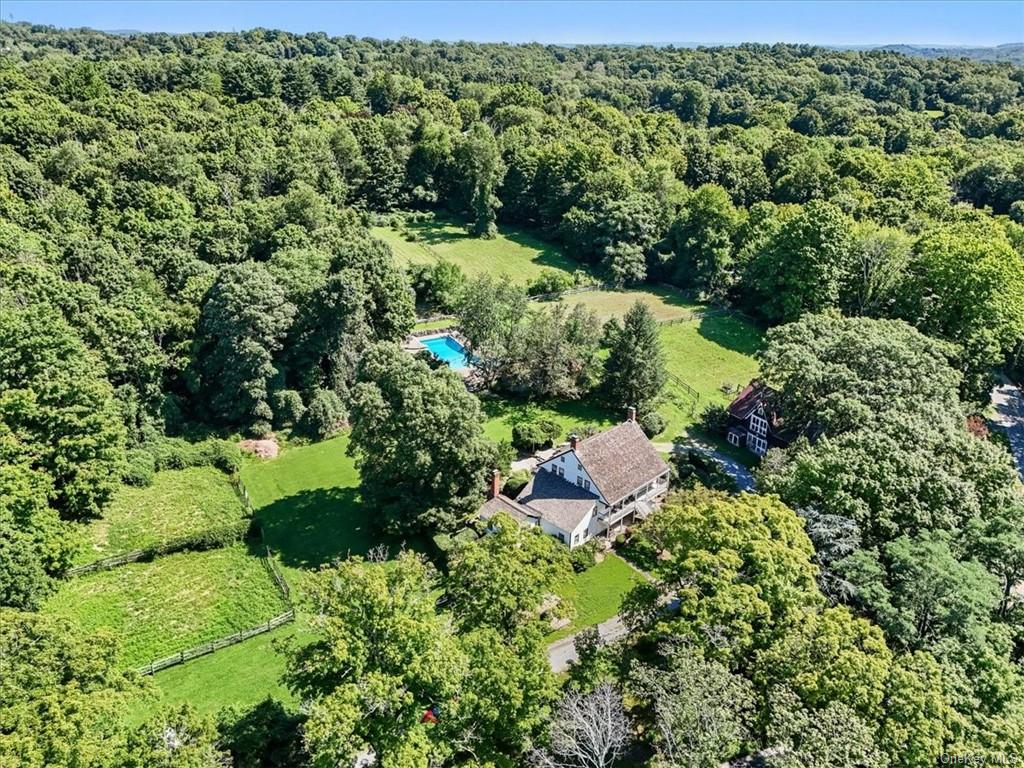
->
421, 334, 471, 370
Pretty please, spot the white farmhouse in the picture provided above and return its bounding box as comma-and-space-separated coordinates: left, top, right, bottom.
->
478, 408, 670, 549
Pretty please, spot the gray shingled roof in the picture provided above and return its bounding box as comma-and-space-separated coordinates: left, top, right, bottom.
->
571, 420, 669, 504
477, 494, 539, 526
515, 470, 598, 533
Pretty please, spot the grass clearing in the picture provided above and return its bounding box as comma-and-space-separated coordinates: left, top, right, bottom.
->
76, 467, 244, 565
548, 553, 645, 642
481, 396, 618, 445
559, 286, 701, 323
373, 213, 584, 284
45, 544, 288, 669
134, 621, 307, 722
413, 317, 456, 332
241, 435, 432, 578
657, 313, 764, 439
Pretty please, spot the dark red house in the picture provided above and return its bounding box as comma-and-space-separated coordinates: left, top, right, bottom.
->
726, 380, 793, 457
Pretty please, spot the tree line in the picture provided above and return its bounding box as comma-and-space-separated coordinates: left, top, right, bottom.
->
0, 21, 1023, 767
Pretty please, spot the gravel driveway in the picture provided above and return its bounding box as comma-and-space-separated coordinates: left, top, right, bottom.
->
992, 381, 1024, 482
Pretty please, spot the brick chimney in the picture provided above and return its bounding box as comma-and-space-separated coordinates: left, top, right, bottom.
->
569, 433, 579, 450
626, 405, 637, 423
489, 469, 501, 499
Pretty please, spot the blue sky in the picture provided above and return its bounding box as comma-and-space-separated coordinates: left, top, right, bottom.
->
4, 1, 1022, 46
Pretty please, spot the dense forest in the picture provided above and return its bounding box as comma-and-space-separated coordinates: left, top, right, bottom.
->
1, 21, 1024, 767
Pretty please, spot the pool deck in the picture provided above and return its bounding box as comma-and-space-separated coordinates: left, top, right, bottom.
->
402, 329, 474, 378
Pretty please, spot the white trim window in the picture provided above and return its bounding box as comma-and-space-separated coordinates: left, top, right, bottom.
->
748, 434, 768, 455
727, 431, 742, 447
750, 414, 768, 437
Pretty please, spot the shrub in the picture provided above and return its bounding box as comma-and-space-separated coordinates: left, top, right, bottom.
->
670, 449, 738, 493
568, 423, 602, 440
569, 539, 602, 572
122, 449, 156, 487
527, 268, 574, 298
511, 419, 562, 452
250, 420, 274, 440
273, 390, 305, 427
150, 437, 196, 470
701, 403, 731, 434
200, 440, 243, 475
300, 388, 346, 440
148, 437, 241, 475
638, 410, 667, 438
503, 469, 531, 497
495, 439, 517, 474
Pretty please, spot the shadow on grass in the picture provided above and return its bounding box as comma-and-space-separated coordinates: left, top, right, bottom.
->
646, 284, 700, 311
481, 394, 617, 436
254, 488, 431, 570
408, 211, 584, 275
696, 312, 765, 356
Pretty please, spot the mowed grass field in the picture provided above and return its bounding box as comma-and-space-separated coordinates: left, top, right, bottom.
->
45, 544, 288, 668
135, 621, 305, 721
559, 285, 702, 322
75, 467, 244, 565
239, 435, 423, 577
657, 313, 764, 439
548, 553, 645, 642
482, 396, 618, 445
372, 214, 585, 284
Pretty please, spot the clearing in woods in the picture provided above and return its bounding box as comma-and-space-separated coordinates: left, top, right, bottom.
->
45, 544, 288, 669
74, 466, 245, 565
372, 213, 584, 284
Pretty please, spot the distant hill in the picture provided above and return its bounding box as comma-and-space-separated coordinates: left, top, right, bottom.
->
872, 43, 1023, 64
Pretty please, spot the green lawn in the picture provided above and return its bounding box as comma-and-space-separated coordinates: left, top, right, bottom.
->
481, 395, 618, 445
76, 467, 245, 565
45, 544, 289, 669
548, 553, 646, 642
372, 213, 584, 284
413, 317, 456, 332
134, 621, 306, 722
240, 435, 428, 575
656, 312, 764, 439
560, 286, 702, 322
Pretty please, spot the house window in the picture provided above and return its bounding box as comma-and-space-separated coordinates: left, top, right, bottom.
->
727, 431, 741, 447
748, 434, 768, 455
577, 462, 582, 471
572, 532, 580, 545
560, 455, 565, 463
583, 479, 591, 491
750, 414, 768, 437
576, 477, 583, 487
556, 532, 566, 543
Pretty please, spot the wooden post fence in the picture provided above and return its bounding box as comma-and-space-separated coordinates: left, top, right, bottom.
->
137, 609, 296, 675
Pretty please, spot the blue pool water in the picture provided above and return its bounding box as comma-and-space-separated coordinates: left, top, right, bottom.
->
421, 335, 471, 369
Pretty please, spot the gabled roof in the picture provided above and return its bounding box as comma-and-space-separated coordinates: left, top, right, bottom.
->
477, 494, 539, 526
515, 470, 599, 533
728, 380, 778, 420
567, 420, 669, 504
